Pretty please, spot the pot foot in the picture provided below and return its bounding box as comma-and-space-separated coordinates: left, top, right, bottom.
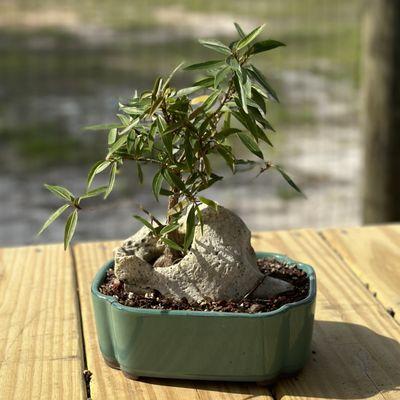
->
122, 370, 140, 380
103, 356, 120, 370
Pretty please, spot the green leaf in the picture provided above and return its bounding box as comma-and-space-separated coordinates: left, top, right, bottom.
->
84, 123, 122, 131
44, 184, 74, 201
215, 127, 241, 140
202, 90, 220, 111
184, 60, 223, 71
248, 66, 279, 102
160, 188, 174, 196
152, 170, 163, 202
198, 39, 232, 55
108, 128, 117, 145
87, 160, 111, 188
160, 237, 183, 252
234, 75, 248, 113
152, 77, 163, 99
184, 205, 196, 251
184, 135, 194, 170
216, 145, 235, 172
248, 39, 286, 55
64, 209, 78, 250
198, 196, 218, 210
162, 170, 186, 192
104, 163, 117, 199
133, 215, 155, 232
236, 24, 265, 51
160, 223, 180, 236
251, 88, 266, 113
234, 22, 246, 38
195, 205, 204, 235
176, 86, 203, 96
107, 134, 128, 157
119, 118, 139, 136
38, 204, 70, 236
226, 56, 240, 72
274, 165, 305, 196
193, 77, 214, 88
137, 163, 143, 184
162, 61, 184, 89
237, 132, 264, 159
214, 66, 230, 88
79, 186, 108, 200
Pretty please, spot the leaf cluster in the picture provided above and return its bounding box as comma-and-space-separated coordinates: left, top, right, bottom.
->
39, 23, 303, 252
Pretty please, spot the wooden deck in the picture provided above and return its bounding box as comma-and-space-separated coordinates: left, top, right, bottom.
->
1, 225, 400, 399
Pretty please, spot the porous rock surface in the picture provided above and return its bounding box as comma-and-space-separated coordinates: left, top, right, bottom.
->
114, 206, 293, 302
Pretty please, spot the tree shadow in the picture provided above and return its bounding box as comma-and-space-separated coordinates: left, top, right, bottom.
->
141, 320, 400, 399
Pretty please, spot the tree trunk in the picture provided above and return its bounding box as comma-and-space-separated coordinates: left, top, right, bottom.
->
153, 191, 182, 268
362, 0, 400, 223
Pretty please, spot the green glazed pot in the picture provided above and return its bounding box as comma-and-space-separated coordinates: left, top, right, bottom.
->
91, 252, 316, 382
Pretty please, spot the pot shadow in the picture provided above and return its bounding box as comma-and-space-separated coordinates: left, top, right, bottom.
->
140, 320, 400, 399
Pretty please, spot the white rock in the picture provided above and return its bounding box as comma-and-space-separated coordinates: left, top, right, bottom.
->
114, 206, 293, 302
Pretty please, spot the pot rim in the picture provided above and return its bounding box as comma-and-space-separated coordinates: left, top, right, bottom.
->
91, 251, 316, 318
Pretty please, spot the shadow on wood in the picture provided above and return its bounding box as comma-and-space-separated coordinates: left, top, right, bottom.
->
275, 320, 400, 399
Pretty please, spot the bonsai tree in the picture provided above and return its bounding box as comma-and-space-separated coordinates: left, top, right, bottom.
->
39, 23, 302, 286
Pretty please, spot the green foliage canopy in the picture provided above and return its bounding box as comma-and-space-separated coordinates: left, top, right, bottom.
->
39, 23, 302, 251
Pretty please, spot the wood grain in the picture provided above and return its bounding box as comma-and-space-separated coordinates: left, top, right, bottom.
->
0, 244, 85, 400
252, 229, 400, 400
319, 225, 400, 321
73, 240, 273, 400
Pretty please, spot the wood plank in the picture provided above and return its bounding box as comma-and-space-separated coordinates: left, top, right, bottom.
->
252, 229, 400, 400
0, 244, 85, 400
319, 225, 400, 320
73, 240, 273, 400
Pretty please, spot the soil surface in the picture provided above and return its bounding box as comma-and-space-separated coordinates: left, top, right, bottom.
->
99, 257, 310, 313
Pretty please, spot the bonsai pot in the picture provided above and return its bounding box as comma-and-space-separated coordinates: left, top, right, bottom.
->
91, 252, 316, 383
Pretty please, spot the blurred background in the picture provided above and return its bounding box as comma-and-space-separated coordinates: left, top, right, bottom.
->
1, 0, 398, 246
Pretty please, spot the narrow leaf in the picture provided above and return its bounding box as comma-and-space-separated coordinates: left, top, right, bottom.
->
198, 39, 232, 55
274, 165, 305, 196
234, 75, 248, 113
108, 128, 117, 145
234, 22, 246, 38
104, 163, 117, 199
195, 205, 204, 235
84, 123, 122, 131
176, 86, 203, 96
133, 215, 155, 232
38, 204, 70, 236
44, 184, 74, 201
184, 205, 196, 251
236, 24, 265, 51
214, 66, 230, 88
162, 170, 186, 192
152, 170, 163, 202
79, 186, 108, 200
248, 65, 279, 102
64, 209, 78, 250
237, 132, 264, 159
137, 163, 143, 184
87, 160, 111, 188
107, 134, 128, 156
198, 196, 218, 210
160, 223, 180, 236
162, 61, 184, 89
160, 237, 183, 252
248, 39, 286, 55
184, 60, 223, 71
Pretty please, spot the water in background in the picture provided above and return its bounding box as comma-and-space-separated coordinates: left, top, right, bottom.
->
0, 0, 363, 246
